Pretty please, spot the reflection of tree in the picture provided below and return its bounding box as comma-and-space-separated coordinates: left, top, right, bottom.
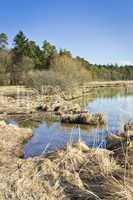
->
60, 123, 105, 134
77, 86, 133, 109
7, 113, 60, 129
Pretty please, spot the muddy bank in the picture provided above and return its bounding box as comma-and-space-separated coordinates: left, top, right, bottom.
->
0, 123, 133, 199
0, 81, 132, 117
62, 80, 133, 100
83, 80, 133, 88
37, 95, 81, 115
0, 86, 81, 117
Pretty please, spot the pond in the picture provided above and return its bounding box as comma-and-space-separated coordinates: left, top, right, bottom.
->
8, 86, 133, 158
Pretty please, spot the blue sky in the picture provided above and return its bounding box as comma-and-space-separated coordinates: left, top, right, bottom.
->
0, 0, 133, 65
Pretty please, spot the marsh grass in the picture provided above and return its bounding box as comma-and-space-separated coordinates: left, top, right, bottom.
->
34, 137, 133, 200
0, 122, 133, 199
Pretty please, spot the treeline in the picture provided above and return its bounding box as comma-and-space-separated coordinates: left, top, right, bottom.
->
0, 31, 133, 88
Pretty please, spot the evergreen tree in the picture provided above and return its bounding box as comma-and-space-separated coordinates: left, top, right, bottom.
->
0, 33, 8, 50
42, 40, 57, 68
13, 31, 28, 59
59, 48, 72, 57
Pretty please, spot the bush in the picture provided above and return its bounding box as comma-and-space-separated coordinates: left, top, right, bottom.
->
26, 55, 93, 91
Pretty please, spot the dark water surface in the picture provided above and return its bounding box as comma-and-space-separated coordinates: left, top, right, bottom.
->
9, 86, 133, 158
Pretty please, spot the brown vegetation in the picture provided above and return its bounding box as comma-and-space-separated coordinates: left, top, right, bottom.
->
0, 122, 133, 199
61, 112, 106, 125
0, 123, 32, 158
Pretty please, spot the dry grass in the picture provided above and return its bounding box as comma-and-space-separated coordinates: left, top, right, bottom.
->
0, 86, 36, 97
61, 112, 106, 125
0, 124, 133, 199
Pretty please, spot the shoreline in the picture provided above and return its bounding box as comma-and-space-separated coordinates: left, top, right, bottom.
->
0, 81, 132, 118
0, 123, 132, 199
61, 80, 133, 100
0, 83, 133, 199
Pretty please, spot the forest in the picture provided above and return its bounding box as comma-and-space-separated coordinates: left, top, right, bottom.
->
0, 31, 133, 89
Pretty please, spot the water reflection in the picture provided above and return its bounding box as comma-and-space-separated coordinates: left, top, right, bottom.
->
24, 122, 107, 158
8, 86, 133, 158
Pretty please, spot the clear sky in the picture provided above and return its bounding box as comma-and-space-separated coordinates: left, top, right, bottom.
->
0, 0, 133, 65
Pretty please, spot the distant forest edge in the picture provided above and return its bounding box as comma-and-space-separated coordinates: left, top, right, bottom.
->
0, 31, 133, 89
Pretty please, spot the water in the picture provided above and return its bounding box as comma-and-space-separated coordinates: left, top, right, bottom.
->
9, 86, 133, 158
